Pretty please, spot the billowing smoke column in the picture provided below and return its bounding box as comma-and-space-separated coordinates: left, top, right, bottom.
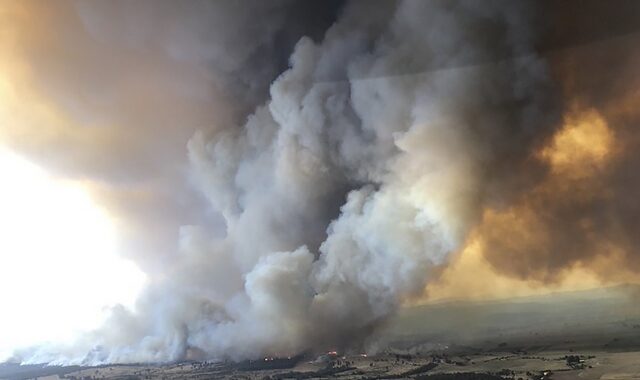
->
20, 0, 560, 364
13, 0, 640, 365
178, 0, 558, 360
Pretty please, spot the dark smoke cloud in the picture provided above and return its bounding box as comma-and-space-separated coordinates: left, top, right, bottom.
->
478, 1, 640, 282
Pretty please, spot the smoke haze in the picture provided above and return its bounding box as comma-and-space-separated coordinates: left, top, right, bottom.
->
1, 0, 640, 365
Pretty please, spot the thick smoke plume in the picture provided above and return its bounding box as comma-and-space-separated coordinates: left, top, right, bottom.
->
5, 0, 640, 365
20, 0, 557, 363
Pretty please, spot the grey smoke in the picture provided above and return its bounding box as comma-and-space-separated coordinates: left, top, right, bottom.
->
17, 0, 566, 364
2, 0, 342, 274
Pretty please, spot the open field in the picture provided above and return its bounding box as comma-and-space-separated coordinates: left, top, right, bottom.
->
6, 349, 640, 380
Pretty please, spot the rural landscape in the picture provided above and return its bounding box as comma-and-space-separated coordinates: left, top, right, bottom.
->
3, 286, 640, 379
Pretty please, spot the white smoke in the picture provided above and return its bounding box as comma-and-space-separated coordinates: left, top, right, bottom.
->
15, 0, 560, 364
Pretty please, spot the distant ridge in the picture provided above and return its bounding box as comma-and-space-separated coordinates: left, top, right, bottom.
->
382, 283, 640, 351
418, 283, 640, 307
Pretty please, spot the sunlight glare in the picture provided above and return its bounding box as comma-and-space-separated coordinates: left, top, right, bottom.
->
0, 149, 146, 361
